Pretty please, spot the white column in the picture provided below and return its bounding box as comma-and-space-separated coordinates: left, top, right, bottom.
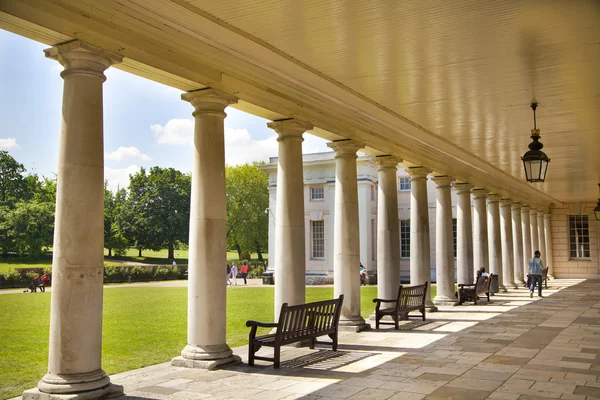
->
173, 89, 239, 369
521, 205, 532, 279
376, 156, 401, 301
268, 120, 312, 319
530, 208, 539, 254
29, 41, 123, 399
455, 183, 474, 285
487, 194, 506, 292
472, 189, 489, 281
512, 202, 525, 284
537, 210, 547, 268
406, 167, 436, 310
500, 198, 517, 289
327, 140, 369, 330
544, 213, 554, 278
433, 176, 457, 305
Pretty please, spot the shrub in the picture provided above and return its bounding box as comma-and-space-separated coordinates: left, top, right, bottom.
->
249, 265, 264, 278
42, 266, 52, 278
4, 268, 24, 284
25, 271, 38, 281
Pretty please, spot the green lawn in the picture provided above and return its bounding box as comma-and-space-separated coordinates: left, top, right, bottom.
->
0, 250, 268, 274
2, 285, 403, 399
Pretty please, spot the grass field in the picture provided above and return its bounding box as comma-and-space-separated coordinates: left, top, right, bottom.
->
0, 250, 267, 274
3, 284, 432, 399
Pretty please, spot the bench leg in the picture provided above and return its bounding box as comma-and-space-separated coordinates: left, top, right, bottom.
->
329, 333, 338, 351
375, 312, 380, 330
421, 307, 426, 321
310, 337, 315, 350
248, 341, 255, 366
392, 314, 399, 330
274, 346, 281, 369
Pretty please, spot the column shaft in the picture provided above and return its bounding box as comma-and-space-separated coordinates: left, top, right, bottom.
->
455, 183, 474, 285
327, 140, 369, 330
544, 213, 554, 278
433, 177, 456, 304
521, 206, 532, 279
530, 209, 539, 254
512, 203, 525, 284
376, 156, 401, 301
537, 211, 547, 267
268, 120, 312, 319
472, 189, 488, 281
34, 41, 122, 399
500, 199, 516, 289
407, 167, 436, 309
174, 89, 239, 369
487, 194, 506, 291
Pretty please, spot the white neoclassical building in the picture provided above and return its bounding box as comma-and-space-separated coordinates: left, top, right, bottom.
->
1, 2, 599, 400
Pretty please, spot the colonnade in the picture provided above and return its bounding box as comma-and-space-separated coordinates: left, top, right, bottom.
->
29, 40, 554, 399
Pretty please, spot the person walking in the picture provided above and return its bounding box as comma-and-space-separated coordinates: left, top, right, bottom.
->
226, 263, 232, 286
528, 250, 544, 298
231, 263, 238, 286
240, 262, 249, 285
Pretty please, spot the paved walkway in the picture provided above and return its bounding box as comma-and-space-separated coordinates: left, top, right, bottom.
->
106, 279, 600, 400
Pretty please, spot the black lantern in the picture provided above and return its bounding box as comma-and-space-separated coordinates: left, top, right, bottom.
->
595, 184, 600, 221
522, 103, 550, 182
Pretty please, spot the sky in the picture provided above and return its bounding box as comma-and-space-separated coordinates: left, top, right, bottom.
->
0, 29, 331, 191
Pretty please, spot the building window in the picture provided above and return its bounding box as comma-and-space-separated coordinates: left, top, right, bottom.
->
311, 220, 325, 259
569, 215, 590, 259
399, 177, 411, 191
310, 187, 324, 201
371, 219, 376, 261
400, 219, 410, 258
452, 218, 457, 258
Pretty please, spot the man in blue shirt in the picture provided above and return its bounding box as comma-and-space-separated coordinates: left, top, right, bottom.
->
528, 250, 544, 298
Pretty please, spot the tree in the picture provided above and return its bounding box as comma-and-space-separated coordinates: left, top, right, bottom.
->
104, 185, 128, 257
0, 151, 28, 254
225, 163, 269, 261
127, 167, 191, 260
4, 200, 54, 256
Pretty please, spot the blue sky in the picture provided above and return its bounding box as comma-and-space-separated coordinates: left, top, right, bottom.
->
0, 29, 329, 190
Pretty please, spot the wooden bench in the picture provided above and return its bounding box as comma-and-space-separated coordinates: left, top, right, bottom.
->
542, 267, 549, 289
246, 295, 344, 368
458, 273, 493, 305
373, 282, 428, 329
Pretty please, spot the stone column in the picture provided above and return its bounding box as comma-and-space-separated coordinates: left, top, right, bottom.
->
406, 167, 436, 310
27, 41, 123, 400
268, 120, 313, 319
455, 183, 474, 285
327, 140, 369, 331
433, 176, 457, 305
521, 205, 532, 279
376, 156, 401, 301
487, 194, 506, 292
537, 210, 547, 268
544, 213, 554, 278
172, 89, 239, 369
530, 208, 539, 254
500, 199, 517, 289
512, 202, 525, 284
472, 189, 489, 281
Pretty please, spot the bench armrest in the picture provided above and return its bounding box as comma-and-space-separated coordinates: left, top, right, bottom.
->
373, 298, 398, 303
458, 284, 476, 288
246, 320, 277, 328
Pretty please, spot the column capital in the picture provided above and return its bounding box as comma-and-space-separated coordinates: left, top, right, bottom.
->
544, 213, 552, 220
267, 119, 313, 142
431, 175, 454, 187
511, 201, 522, 210
471, 188, 488, 199
44, 40, 122, 80
405, 166, 431, 180
500, 198, 513, 207
375, 155, 401, 170
182, 88, 237, 116
521, 204, 530, 212
486, 193, 500, 203
327, 139, 364, 157
530, 208, 538, 215
453, 182, 473, 194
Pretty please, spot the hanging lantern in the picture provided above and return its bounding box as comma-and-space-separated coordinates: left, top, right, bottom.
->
522, 103, 550, 182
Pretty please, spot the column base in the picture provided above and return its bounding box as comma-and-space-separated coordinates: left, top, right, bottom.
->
505, 281, 519, 289
433, 295, 458, 306
425, 300, 438, 312
23, 383, 123, 400
338, 315, 371, 332
499, 284, 508, 293
172, 343, 241, 370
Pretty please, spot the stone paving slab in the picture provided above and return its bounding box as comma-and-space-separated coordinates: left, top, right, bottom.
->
101, 279, 600, 400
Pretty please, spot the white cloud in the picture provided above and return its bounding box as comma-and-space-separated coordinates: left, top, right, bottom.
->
105, 165, 140, 191
105, 146, 150, 161
151, 118, 331, 165
0, 138, 19, 150
151, 119, 194, 145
